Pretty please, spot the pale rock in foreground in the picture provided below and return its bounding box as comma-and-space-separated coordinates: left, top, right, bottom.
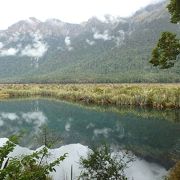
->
0, 138, 167, 180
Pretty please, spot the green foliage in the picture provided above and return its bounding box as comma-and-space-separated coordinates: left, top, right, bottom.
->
79, 145, 131, 180
167, 0, 180, 24
150, 0, 180, 69
0, 138, 67, 180
150, 32, 180, 69
0, 135, 21, 169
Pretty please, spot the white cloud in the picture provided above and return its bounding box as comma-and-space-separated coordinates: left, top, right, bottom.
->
65, 36, 71, 46
22, 111, 47, 128
21, 41, 48, 58
0, 0, 164, 30
0, 48, 19, 56
21, 33, 48, 58
94, 128, 112, 138
17, 44, 22, 48
86, 39, 95, 46
31, 32, 43, 41
114, 30, 125, 46
125, 157, 167, 180
65, 122, 71, 131
0, 138, 167, 180
9, 33, 20, 42
64, 36, 73, 51
93, 30, 112, 41
0, 42, 4, 49
0, 32, 48, 58
86, 123, 95, 129
103, 15, 126, 24
1, 113, 19, 121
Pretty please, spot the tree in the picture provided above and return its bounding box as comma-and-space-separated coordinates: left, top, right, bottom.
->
34, 125, 62, 148
0, 135, 67, 180
167, 0, 180, 24
150, 0, 180, 68
79, 144, 132, 180
150, 32, 180, 69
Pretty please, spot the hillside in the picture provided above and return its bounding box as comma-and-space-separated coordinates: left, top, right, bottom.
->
0, 0, 179, 83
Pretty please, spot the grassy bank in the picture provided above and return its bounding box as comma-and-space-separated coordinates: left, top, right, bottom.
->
0, 84, 179, 109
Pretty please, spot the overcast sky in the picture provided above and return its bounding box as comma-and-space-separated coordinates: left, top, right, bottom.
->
0, 0, 164, 30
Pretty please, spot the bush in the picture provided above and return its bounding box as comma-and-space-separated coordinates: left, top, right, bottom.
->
79, 144, 132, 180
0, 136, 67, 180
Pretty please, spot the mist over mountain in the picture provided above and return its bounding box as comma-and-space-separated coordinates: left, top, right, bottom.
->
0, 1, 179, 83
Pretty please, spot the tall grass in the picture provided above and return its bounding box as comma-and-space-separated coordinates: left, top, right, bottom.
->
0, 84, 179, 109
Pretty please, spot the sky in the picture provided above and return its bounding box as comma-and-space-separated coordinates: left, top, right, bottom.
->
0, 0, 164, 30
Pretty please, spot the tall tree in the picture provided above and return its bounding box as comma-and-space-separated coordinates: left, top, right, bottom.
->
150, 0, 180, 69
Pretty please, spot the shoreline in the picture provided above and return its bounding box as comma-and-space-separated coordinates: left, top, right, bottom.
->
0, 83, 179, 109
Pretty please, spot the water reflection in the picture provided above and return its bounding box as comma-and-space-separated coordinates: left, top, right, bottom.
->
0, 99, 179, 168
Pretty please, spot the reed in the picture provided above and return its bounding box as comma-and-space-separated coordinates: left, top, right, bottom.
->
0, 84, 179, 109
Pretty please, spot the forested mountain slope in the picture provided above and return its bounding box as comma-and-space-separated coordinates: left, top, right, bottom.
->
0, 1, 179, 83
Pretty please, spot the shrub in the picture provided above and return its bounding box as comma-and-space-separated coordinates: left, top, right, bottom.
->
79, 144, 132, 180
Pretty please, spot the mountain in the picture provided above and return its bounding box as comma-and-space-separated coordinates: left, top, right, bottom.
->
0, 0, 179, 83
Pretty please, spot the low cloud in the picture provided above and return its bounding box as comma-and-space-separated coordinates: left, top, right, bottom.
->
0, 42, 4, 49
21, 32, 48, 58
9, 33, 20, 42
0, 32, 48, 58
1, 113, 19, 121
65, 36, 71, 46
93, 30, 112, 41
86, 123, 95, 129
103, 15, 126, 24
0, 112, 19, 128
22, 111, 47, 128
64, 36, 73, 51
86, 39, 95, 46
114, 30, 125, 46
65, 122, 71, 131
0, 48, 19, 56
21, 41, 48, 58
126, 158, 167, 180
94, 128, 112, 138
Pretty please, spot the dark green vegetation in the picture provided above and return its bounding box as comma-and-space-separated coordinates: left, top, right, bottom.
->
79, 145, 130, 180
0, 136, 67, 180
0, 1, 180, 83
167, 0, 180, 24
150, 0, 180, 69
0, 138, 130, 180
150, 32, 180, 69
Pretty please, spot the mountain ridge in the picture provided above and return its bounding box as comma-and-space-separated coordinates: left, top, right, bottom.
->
0, 0, 179, 83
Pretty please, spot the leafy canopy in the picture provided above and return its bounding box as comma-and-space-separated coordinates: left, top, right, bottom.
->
0, 136, 67, 180
167, 0, 180, 23
150, 32, 180, 69
79, 144, 132, 180
150, 0, 180, 69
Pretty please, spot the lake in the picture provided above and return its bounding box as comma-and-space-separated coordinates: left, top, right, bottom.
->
0, 98, 179, 179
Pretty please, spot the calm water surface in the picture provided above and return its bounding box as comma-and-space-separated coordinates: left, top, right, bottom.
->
0, 99, 179, 168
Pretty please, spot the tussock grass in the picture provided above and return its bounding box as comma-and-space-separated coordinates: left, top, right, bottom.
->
0, 83, 179, 109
